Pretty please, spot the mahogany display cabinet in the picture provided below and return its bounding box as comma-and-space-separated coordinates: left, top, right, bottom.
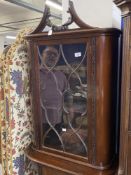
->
25, 1, 121, 175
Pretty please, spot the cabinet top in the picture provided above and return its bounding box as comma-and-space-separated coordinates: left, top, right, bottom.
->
114, 0, 131, 15
25, 28, 121, 41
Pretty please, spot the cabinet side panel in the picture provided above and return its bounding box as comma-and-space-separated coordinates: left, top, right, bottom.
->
118, 15, 131, 175
95, 35, 119, 166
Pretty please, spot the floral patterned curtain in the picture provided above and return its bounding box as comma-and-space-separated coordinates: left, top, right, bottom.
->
0, 29, 38, 175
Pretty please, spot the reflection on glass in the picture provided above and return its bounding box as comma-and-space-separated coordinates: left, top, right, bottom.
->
39, 43, 88, 157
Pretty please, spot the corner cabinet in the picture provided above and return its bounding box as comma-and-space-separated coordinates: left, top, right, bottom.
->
25, 1, 121, 175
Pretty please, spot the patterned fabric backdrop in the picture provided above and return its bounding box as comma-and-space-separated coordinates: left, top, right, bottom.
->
0, 29, 38, 175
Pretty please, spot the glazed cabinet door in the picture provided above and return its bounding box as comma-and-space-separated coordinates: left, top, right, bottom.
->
26, 28, 120, 175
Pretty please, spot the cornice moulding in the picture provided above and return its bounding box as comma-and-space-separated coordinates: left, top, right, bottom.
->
114, 0, 131, 15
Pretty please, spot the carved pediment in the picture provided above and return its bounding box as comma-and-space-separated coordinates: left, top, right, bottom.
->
31, 0, 97, 35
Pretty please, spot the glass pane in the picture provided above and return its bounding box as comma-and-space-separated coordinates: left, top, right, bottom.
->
38, 43, 88, 157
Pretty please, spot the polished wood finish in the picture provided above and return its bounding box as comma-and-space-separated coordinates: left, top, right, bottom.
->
114, 1, 131, 175
26, 146, 117, 175
26, 2, 121, 174
95, 36, 118, 166
26, 29, 120, 175
42, 167, 71, 175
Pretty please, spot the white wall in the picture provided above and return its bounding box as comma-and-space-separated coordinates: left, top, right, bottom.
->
112, 2, 121, 29
62, 0, 121, 29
